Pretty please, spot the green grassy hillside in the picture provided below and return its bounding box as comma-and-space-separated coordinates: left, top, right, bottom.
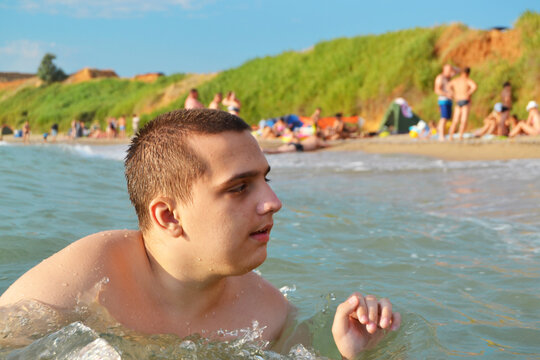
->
0, 74, 186, 132
0, 11, 538, 133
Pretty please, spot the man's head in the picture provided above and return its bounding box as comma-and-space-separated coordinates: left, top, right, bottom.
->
503, 81, 511, 88
463, 67, 471, 76
125, 109, 250, 231
189, 88, 198, 98
442, 64, 453, 77
125, 109, 282, 275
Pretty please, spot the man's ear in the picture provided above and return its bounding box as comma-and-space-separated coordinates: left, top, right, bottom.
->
149, 197, 183, 237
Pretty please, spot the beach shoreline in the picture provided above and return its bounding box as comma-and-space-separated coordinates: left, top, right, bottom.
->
3, 134, 540, 161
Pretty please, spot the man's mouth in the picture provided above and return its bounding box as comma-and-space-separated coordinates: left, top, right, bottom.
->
250, 224, 272, 243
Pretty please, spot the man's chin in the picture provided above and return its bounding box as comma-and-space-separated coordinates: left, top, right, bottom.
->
229, 251, 267, 276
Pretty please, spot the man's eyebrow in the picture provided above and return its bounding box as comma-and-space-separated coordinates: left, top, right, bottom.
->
219, 166, 271, 187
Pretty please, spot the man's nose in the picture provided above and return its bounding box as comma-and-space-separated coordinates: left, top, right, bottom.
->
257, 184, 282, 215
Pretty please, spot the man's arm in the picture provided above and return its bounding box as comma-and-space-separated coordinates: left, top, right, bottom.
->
433, 75, 444, 96
0, 232, 115, 308
467, 79, 478, 98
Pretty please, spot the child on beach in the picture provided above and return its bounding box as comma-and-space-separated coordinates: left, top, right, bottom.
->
0, 109, 400, 359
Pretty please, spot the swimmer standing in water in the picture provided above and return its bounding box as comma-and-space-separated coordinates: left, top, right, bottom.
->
448, 67, 477, 141
0, 109, 400, 359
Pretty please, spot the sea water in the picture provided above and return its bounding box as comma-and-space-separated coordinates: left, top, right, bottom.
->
0, 141, 539, 359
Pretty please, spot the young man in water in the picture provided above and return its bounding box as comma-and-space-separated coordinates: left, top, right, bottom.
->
0, 109, 400, 359
448, 67, 478, 141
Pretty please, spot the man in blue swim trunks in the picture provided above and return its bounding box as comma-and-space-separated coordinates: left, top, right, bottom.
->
434, 64, 455, 141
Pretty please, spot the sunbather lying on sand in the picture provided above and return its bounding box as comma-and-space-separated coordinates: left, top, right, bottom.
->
263, 134, 330, 154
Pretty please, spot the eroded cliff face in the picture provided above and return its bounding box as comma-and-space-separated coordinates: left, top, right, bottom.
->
435, 24, 522, 67
64, 67, 119, 84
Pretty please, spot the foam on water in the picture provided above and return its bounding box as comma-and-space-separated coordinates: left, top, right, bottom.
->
56, 143, 129, 161
7, 142, 539, 176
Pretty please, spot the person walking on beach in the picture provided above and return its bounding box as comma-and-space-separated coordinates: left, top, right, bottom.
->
509, 101, 540, 137
448, 67, 477, 141
208, 92, 222, 110
434, 64, 455, 141
22, 121, 30, 144
184, 88, 205, 109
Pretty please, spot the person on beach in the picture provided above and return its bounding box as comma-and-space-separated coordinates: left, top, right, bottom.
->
448, 67, 477, 141
263, 133, 331, 154
22, 121, 30, 144
434, 64, 456, 141
118, 115, 127, 138
106, 117, 117, 138
184, 88, 205, 110
208, 92, 223, 110
499, 82, 513, 136
323, 113, 351, 140
0, 109, 400, 359
474, 103, 503, 138
311, 107, 322, 129
509, 101, 540, 137
222, 91, 241, 116
49, 123, 59, 142
132, 114, 140, 135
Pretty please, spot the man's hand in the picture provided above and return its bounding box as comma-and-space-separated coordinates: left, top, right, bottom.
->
332, 293, 401, 360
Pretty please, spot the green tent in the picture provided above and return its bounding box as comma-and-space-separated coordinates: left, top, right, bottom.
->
378, 102, 421, 134
1, 125, 14, 135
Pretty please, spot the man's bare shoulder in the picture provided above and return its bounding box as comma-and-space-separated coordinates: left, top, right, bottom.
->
0, 230, 141, 309
231, 271, 290, 335
242, 271, 288, 304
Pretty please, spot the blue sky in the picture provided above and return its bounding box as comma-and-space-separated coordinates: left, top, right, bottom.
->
0, 0, 538, 77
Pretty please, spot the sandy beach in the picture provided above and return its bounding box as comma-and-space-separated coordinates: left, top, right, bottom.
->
4, 133, 540, 161
257, 136, 540, 161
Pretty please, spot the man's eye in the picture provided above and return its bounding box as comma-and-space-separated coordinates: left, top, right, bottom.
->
229, 184, 247, 193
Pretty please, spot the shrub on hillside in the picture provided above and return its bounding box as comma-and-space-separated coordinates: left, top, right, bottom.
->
37, 53, 68, 85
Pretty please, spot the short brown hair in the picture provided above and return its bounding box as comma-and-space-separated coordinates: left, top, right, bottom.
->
125, 109, 250, 231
